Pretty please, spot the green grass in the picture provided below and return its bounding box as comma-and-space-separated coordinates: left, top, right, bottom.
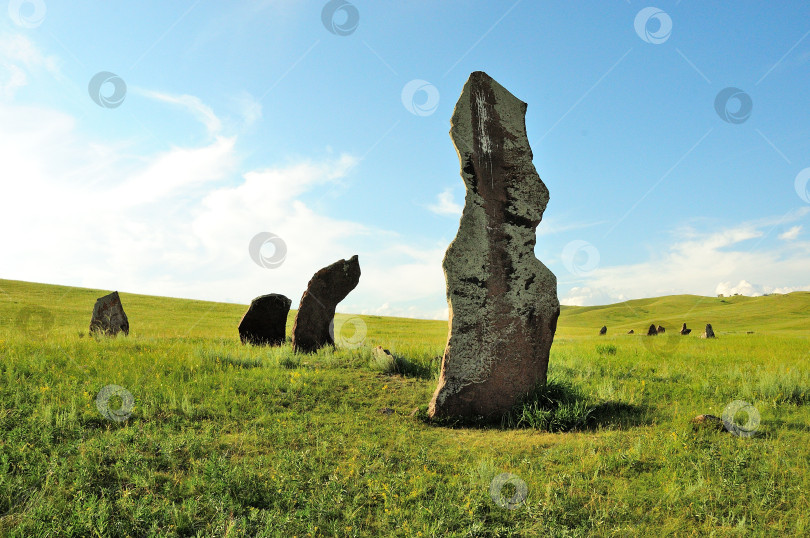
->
0, 278, 809, 536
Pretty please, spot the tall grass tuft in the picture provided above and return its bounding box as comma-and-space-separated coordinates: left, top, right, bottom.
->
502, 377, 596, 432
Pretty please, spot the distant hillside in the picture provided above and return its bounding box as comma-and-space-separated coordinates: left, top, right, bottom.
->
1, 279, 808, 345
558, 293, 810, 336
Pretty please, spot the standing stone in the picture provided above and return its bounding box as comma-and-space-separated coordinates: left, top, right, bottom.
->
291, 255, 361, 353
657, 325, 666, 334
680, 323, 692, 335
89, 291, 129, 336
647, 324, 658, 336
627, 330, 635, 334
428, 71, 560, 420
599, 326, 607, 335
701, 324, 716, 338
238, 293, 291, 346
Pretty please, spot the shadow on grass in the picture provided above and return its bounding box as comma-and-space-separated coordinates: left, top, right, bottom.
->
416, 377, 652, 432
369, 350, 440, 380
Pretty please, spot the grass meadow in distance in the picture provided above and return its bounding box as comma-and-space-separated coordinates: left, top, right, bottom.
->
0, 278, 809, 536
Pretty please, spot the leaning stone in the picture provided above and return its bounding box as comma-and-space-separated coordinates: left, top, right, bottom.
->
627, 330, 635, 334
701, 324, 716, 339
89, 291, 129, 336
291, 255, 361, 353
599, 326, 607, 335
680, 323, 692, 335
646, 324, 658, 336
238, 293, 291, 346
428, 71, 560, 420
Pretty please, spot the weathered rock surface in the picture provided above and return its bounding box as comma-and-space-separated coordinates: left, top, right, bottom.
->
238, 293, 291, 346
657, 325, 666, 334
680, 323, 692, 335
428, 71, 560, 420
701, 324, 716, 338
691, 414, 725, 431
89, 291, 129, 336
291, 255, 361, 353
599, 326, 607, 335
647, 324, 658, 336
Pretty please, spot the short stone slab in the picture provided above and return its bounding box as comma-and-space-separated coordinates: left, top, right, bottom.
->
238, 293, 291, 346
89, 291, 129, 336
701, 324, 716, 338
291, 255, 361, 353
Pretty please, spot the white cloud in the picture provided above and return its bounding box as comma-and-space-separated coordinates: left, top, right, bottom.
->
561, 212, 810, 306
0, 33, 60, 99
135, 89, 223, 135
779, 225, 801, 241
230, 91, 262, 129
715, 280, 810, 297
428, 188, 463, 216
0, 91, 449, 319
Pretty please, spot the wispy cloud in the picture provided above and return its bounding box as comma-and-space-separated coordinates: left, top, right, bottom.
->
560, 212, 810, 306
428, 188, 463, 216
779, 225, 802, 241
136, 89, 223, 135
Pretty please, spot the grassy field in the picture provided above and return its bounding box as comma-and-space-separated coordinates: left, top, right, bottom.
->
0, 278, 808, 537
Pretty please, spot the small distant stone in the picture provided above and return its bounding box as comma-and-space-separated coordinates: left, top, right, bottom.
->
378, 407, 395, 415
746, 331, 754, 334
627, 330, 635, 334
656, 325, 666, 334
700, 324, 716, 339
680, 323, 691, 335
646, 324, 658, 336
89, 291, 129, 336
599, 326, 607, 335
691, 414, 725, 431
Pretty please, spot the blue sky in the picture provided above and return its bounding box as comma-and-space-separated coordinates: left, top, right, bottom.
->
1, 0, 809, 319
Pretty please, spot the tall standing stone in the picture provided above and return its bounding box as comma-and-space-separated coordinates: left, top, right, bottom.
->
238, 293, 291, 346
701, 324, 716, 338
89, 291, 129, 336
647, 324, 658, 336
428, 72, 560, 420
291, 255, 361, 353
